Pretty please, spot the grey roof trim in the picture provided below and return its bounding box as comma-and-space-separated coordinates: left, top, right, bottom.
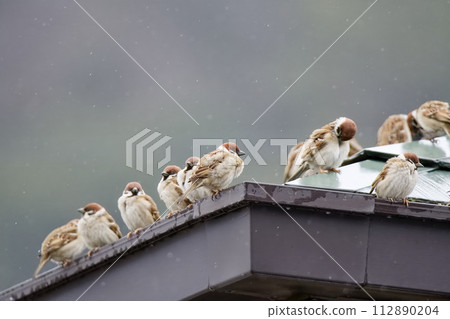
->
1, 182, 450, 300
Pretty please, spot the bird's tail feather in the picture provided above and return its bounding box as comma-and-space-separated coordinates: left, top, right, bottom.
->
177, 179, 201, 204
33, 256, 50, 278
286, 163, 309, 182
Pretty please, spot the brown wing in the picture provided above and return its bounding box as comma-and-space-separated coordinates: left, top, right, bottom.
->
105, 214, 122, 238
377, 114, 410, 146
189, 152, 223, 183
34, 221, 79, 278
303, 128, 330, 159
43, 222, 79, 256
143, 194, 161, 221
427, 103, 450, 123
173, 179, 184, 196
181, 149, 225, 202
309, 126, 332, 141
286, 127, 332, 181
190, 165, 212, 182
370, 160, 392, 193
151, 210, 161, 222
435, 111, 450, 123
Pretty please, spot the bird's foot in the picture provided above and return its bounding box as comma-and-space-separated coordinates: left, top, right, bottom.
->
133, 227, 144, 236
424, 133, 438, 143
126, 231, 134, 239
166, 211, 174, 218
211, 190, 221, 200
166, 210, 181, 218
87, 248, 99, 258
330, 168, 341, 174
402, 198, 409, 207
318, 168, 329, 174
62, 259, 71, 267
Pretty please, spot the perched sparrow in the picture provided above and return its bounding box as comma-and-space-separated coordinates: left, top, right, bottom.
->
415, 100, 450, 139
78, 203, 122, 257
376, 112, 422, 146
157, 165, 191, 215
118, 182, 161, 238
287, 117, 357, 181
182, 157, 212, 203
177, 157, 200, 192
182, 142, 245, 199
370, 152, 423, 206
33, 219, 86, 278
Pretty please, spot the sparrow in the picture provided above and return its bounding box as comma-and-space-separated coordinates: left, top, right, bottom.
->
370, 152, 423, 206
181, 157, 212, 203
286, 117, 357, 182
182, 142, 245, 200
77, 203, 122, 257
33, 219, 86, 278
376, 112, 422, 146
177, 157, 200, 192
118, 182, 161, 238
415, 100, 450, 139
157, 165, 192, 215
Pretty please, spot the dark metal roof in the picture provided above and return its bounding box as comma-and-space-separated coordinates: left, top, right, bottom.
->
1, 181, 450, 301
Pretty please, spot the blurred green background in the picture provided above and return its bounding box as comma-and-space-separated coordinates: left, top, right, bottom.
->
1, 0, 449, 292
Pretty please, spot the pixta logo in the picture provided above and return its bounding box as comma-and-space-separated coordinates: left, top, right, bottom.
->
191, 138, 298, 165
126, 129, 172, 176
126, 130, 300, 175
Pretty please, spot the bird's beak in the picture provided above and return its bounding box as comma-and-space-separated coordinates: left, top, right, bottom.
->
77, 208, 85, 215
416, 162, 424, 168
131, 187, 139, 196
162, 172, 169, 177
238, 150, 246, 157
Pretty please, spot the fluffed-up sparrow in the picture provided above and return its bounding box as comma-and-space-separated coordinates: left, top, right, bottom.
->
118, 182, 161, 238
33, 219, 86, 278
78, 203, 122, 257
370, 152, 423, 206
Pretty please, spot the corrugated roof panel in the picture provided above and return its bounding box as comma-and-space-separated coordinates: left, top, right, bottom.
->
412, 169, 450, 203
287, 161, 445, 201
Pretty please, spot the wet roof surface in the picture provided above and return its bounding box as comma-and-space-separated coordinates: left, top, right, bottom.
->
287, 136, 450, 203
